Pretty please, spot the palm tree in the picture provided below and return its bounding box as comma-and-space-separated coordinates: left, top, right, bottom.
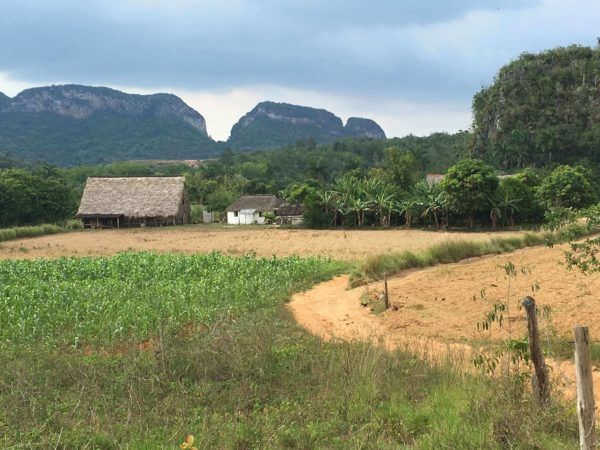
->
347, 196, 369, 226
498, 192, 521, 227
489, 198, 502, 228
363, 180, 396, 227
398, 196, 420, 228
318, 190, 339, 225
489, 191, 522, 227
411, 180, 447, 230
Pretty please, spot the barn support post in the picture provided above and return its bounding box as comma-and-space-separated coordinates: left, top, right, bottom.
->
117, 217, 120, 229
574, 326, 596, 450
521, 296, 550, 405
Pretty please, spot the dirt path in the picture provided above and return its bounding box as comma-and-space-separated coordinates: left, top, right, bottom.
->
289, 245, 600, 401
289, 275, 474, 367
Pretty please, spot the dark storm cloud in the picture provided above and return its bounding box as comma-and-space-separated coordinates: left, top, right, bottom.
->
0, 0, 538, 100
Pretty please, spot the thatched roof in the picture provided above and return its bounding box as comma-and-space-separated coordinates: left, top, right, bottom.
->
227, 195, 284, 212
77, 177, 186, 218
276, 203, 304, 216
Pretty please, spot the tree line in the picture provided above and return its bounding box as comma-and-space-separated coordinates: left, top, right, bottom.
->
294, 158, 597, 229
0, 166, 75, 227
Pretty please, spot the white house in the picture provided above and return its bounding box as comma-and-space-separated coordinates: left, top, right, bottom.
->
226, 195, 285, 225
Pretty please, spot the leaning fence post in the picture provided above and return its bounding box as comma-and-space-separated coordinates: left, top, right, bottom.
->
383, 273, 389, 310
574, 326, 596, 450
521, 296, 550, 405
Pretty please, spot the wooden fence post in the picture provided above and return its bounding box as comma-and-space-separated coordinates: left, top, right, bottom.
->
574, 326, 596, 450
384, 273, 389, 310
521, 296, 550, 405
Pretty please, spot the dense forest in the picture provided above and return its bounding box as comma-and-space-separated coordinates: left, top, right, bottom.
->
2, 131, 597, 230
0, 132, 467, 227
0, 113, 222, 166
472, 45, 600, 170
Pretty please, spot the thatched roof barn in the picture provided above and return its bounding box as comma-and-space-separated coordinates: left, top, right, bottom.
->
77, 176, 189, 228
226, 195, 284, 225
276, 203, 304, 225
227, 195, 285, 213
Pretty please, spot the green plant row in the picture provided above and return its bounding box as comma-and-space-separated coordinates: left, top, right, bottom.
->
349, 227, 591, 287
0, 251, 345, 347
0, 223, 70, 243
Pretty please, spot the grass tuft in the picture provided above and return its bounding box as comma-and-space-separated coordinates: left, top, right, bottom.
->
350, 231, 559, 287
0, 224, 68, 243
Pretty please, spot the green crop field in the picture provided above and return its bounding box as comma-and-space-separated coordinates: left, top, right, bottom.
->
0, 252, 343, 347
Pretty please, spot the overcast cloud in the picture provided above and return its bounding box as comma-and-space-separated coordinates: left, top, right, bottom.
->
0, 0, 598, 140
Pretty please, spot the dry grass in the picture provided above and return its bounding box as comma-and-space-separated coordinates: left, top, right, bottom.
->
0, 225, 525, 260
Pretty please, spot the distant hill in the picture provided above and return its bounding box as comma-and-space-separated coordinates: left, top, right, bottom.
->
0, 85, 219, 166
344, 117, 386, 139
0, 92, 9, 108
0, 86, 387, 166
472, 45, 600, 169
227, 101, 386, 151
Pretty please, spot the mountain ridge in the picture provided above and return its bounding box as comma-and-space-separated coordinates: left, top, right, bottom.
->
2, 84, 208, 134
228, 101, 386, 151
0, 85, 387, 165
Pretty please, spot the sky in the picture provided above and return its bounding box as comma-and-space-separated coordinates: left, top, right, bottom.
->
0, 0, 598, 141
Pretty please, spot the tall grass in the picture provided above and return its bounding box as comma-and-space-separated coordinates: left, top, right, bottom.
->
0, 306, 577, 449
350, 231, 556, 286
0, 223, 67, 243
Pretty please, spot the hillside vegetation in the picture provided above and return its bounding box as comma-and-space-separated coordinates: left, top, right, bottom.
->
472, 45, 600, 170
0, 112, 220, 166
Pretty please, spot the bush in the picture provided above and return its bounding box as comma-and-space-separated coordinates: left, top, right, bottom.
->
189, 204, 204, 223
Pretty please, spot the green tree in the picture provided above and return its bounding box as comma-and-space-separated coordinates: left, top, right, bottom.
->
500, 173, 543, 224
382, 147, 420, 192
536, 165, 597, 209
205, 187, 239, 213
440, 159, 499, 227
0, 168, 73, 227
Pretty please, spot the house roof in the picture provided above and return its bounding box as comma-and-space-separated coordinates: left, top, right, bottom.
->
76, 176, 186, 218
227, 195, 284, 212
276, 203, 304, 216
